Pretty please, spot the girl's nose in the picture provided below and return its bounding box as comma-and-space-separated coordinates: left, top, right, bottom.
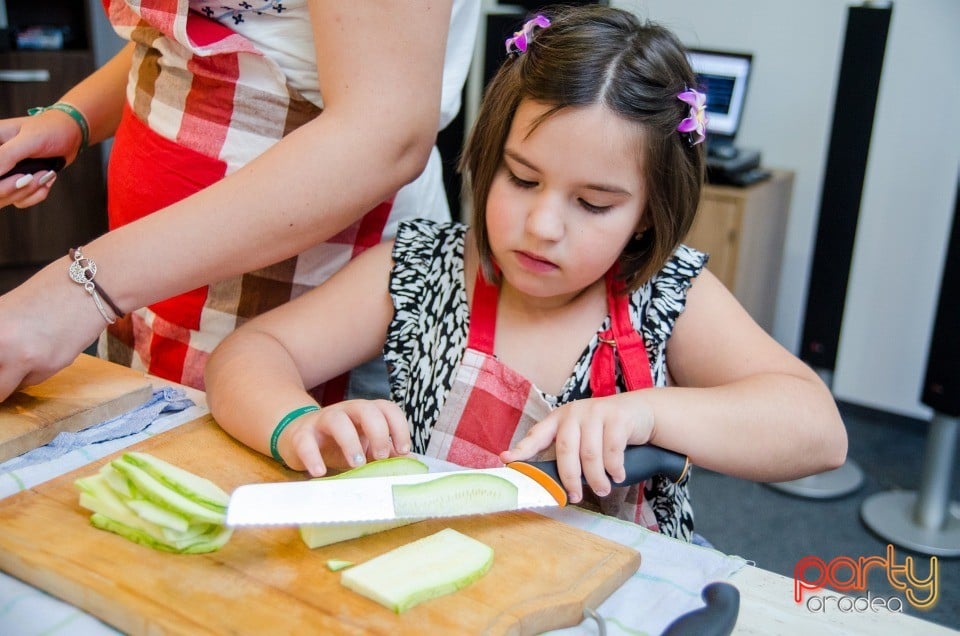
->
524, 193, 564, 241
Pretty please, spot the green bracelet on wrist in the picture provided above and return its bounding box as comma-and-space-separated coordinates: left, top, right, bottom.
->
28, 102, 90, 154
269, 405, 320, 465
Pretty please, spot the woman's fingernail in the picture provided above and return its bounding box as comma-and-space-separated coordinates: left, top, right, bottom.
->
37, 171, 56, 185
15, 174, 33, 189
352, 453, 365, 466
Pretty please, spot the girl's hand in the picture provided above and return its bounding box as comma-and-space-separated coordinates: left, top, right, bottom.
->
280, 399, 411, 477
499, 393, 655, 503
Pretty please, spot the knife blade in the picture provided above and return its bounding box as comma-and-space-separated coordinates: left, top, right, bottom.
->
226, 445, 688, 528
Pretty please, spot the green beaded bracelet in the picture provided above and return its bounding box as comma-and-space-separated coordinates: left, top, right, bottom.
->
269, 405, 320, 465
28, 102, 90, 154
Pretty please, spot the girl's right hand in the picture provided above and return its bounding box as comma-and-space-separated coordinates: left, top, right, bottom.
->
0, 111, 84, 210
279, 399, 412, 477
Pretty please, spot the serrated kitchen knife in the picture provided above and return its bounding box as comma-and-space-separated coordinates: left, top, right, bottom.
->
226, 445, 689, 527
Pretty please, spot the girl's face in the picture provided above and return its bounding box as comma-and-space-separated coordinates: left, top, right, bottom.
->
486, 99, 648, 306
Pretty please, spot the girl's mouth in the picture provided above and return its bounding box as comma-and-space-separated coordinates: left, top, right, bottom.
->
515, 250, 559, 273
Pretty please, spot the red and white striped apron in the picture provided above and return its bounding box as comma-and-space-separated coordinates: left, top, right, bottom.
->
426, 269, 661, 530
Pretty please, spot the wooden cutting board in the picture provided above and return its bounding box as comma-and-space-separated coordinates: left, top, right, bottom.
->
0, 415, 641, 635
0, 354, 154, 463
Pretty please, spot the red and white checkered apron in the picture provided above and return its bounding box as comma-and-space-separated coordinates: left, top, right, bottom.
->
98, 1, 390, 401
426, 269, 660, 530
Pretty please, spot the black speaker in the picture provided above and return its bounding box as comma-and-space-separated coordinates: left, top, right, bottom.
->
800, 4, 892, 370
921, 178, 960, 416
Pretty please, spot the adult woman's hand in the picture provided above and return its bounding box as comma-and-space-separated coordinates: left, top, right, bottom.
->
0, 43, 131, 211
0, 257, 109, 400
0, 113, 75, 209
0, 3, 455, 396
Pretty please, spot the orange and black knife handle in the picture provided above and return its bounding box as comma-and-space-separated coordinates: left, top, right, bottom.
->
521, 445, 690, 488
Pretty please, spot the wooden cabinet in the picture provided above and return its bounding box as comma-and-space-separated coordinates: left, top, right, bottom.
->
0, 1, 107, 267
684, 170, 794, 333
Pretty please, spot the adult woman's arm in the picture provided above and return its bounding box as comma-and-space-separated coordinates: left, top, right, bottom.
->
0, 1, 454, 399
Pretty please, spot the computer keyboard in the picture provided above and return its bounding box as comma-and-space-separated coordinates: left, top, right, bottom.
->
724, 167, 771, 187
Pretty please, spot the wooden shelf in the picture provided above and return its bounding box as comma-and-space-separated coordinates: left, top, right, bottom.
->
684, 169, 794, 333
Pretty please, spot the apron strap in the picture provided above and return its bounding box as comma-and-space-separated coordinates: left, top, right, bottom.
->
467, 268, 499, 354
590, 270, 654, 395
466, 267, 652, 393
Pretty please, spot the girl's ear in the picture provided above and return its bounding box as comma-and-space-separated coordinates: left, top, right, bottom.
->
633, 219, 652, 240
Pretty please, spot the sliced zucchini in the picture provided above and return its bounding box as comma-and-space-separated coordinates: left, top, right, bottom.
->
89, 513, 181, 553
75, 453, 233, 554
300, 456, 430, 549
99, 464, 134, 499
341, 528, 493, 613
110, 460, 225, 525
326, 559, 354, 572
125, 499, 190, 533
120, 452, 229, 512
391, 473, 518, 518
325, 456, 429, 480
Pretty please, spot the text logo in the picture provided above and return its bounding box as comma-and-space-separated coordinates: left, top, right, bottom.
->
794, 544, 938, 611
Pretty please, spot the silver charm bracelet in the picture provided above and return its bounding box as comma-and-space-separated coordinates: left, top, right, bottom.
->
68, 247, 124, 325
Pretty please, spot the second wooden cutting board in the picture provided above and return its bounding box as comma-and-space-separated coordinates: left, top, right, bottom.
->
0, 415, 641, 635
0, 354, 153, 463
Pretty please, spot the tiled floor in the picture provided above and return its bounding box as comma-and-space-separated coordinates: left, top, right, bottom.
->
690, 402, 960, 630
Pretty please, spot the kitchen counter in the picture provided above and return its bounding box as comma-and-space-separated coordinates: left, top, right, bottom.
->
0, 361, 952, 635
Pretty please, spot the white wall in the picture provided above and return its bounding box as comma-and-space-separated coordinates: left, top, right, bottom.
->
618, 0, 959, 418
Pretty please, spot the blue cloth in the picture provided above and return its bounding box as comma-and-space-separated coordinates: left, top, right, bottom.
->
0, 387, 193, 473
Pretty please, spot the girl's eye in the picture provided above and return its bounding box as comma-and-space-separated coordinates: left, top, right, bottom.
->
507, 171, 537, 189
579, 199, 612, 214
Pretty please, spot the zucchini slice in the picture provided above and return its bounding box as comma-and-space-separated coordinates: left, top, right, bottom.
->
75, 453, 233, 554
341, 528, 493, 613
109, 460, 226, 525
120, 452, 229, 512
391, 473, 518, 518
300, 457, 430, 549
326, 559, 355, 572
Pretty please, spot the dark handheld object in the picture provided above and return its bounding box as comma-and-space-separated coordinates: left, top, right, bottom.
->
661, 582, 740, 636
0, 157, 66, 180
526, 445, 689, 487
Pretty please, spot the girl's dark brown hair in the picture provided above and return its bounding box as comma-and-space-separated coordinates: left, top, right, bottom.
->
460, 4, 705, 291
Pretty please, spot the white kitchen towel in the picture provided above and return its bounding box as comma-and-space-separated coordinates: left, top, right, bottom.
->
541, 505, 748, 636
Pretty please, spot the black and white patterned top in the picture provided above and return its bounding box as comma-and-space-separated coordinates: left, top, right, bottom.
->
384, 219, 708, 540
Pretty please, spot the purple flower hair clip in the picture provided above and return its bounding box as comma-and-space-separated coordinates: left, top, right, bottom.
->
677, 88, 709, 146
505, 15, 551, 55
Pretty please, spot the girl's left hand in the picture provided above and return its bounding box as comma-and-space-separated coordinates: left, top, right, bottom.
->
499, 393, 655, 503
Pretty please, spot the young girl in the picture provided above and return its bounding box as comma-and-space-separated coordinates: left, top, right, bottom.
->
205, 5, 846, 540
